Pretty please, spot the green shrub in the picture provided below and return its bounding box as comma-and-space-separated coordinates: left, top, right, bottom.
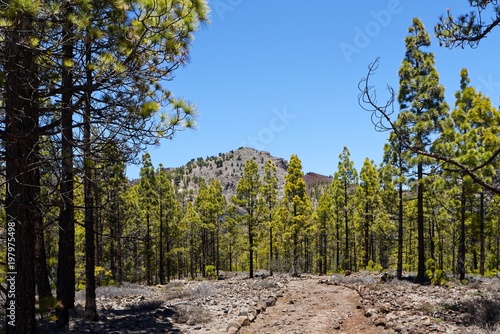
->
205, 265, 216, 280
366, 260, 383, 272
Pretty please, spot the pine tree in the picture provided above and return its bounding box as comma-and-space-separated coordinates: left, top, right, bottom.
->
232, 160, 261, 278
356, 158, 382, 268
438, 69, 500, 279
261, 160, 278, 276
157, 164, 178, 283
337, 147, 358, 271
284, 155, 311, 276
397, 18, 448, 282
195, 179, 225, 277
1, 0, 209, 329
138, 153, 157, 285
180, 202, 202, 279
382, 133, 409, 279
316, 189, 333, 274
2, 2, 41, 330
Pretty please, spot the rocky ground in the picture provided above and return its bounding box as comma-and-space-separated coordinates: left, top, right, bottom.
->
35, 271, 500, 333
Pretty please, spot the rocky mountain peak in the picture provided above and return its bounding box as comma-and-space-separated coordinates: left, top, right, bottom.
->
165, 147, 330, 202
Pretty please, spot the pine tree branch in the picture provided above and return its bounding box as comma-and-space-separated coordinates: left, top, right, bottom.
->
358, 58, 500, 195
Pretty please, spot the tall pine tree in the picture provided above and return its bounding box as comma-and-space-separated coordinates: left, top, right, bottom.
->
397, 18, 448, 282
284, 155, 311, 276
232, 160, 261, 278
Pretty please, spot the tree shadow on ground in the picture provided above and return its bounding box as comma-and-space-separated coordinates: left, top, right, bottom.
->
38, 300, 182, 334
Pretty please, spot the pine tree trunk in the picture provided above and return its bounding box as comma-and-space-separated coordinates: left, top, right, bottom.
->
457, 179, 466, 280
269, 224, 273, 276
292, 231, 299, 276
159, 200, 165, 284
56, 3, 76, 327
166, 217, 172, 282
249, 216, 254, 278
35, 215, 53, 300
416, 163, 426, 283
117, 219, 124, 283
321, 219, 327, 275
83, 44, 97, 320
336, 217, 340, 271
344, 181, 350, 271
146, 213, 152, 285
4, 15, 39, 332
364, 203, 370, 268
479, 192, 485, 276
215, 220, 219, 278
35, 161, 53, 301
397, 147, 404, 280
84, 167, 97, 320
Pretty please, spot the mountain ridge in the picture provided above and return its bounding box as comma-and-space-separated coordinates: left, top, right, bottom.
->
163, 147, 332, 201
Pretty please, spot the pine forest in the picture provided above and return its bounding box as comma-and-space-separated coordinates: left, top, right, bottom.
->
1, 1, 500, 333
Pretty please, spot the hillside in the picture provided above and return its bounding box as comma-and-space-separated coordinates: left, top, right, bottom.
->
164, 147, 331, 201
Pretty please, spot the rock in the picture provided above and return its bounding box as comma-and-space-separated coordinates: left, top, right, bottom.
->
373, 315, 386, 327
235, 315, 250, 327
248, 306, 258, 322
226, 322, 241, 333
263, 296, 277, 307
257, 301, 267, 312
365, 308, 378, 317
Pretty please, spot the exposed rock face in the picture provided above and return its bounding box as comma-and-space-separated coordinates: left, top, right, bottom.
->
170, 147, 288, 202
157, 147, 331, 202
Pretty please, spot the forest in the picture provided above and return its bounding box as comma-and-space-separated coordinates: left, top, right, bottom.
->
1, 0, 500, 333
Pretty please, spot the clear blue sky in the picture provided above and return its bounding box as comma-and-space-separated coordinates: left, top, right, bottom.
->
126, 1, 500, 179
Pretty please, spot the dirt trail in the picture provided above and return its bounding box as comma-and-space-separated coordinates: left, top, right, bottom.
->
239, 276, 389, 334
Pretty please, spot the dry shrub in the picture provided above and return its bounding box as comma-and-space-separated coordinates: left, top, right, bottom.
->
461, 297, 500, 328
173, 304, 212, 324
85, 282, 152, 299
163, 281, 215, 301
126, 299, 164, 311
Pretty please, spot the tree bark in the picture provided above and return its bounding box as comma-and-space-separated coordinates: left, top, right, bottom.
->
4, 13, 39, 334
479, 192, 485, 276
83, 35, 98, 320
457, 179, 466, 280
159, 198, 165, 284
416, 163, 426, 283
35, 157, 53, 301
56, 4, 76, 326
397, 178, 404, 280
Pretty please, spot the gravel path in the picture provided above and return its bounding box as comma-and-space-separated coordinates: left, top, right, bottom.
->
239, 276, 390, 334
